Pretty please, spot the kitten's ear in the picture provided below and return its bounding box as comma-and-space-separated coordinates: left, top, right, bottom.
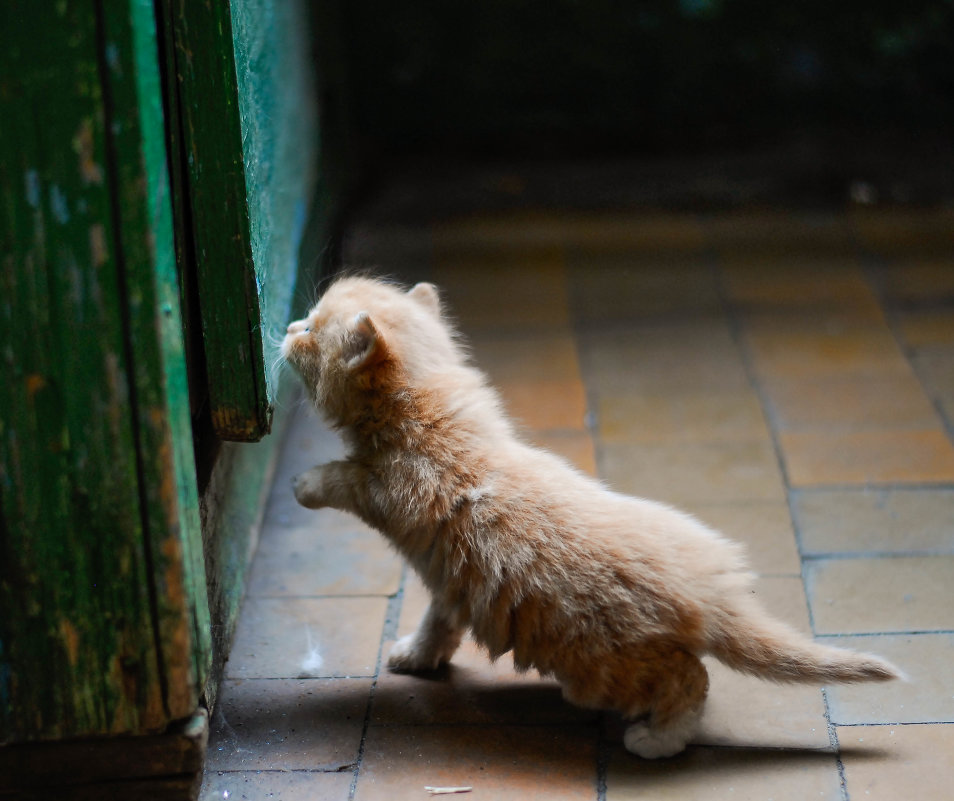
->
343, 311, 385, 369
408, 282, 441, 314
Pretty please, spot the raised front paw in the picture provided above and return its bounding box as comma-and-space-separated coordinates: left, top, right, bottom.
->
292, 467, 326, 509
386, 634, 448, 673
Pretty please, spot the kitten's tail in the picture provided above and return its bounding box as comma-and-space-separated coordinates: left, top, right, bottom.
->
707, 599, 901, 684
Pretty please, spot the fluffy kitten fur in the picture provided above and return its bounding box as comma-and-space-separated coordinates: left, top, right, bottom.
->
282, 275, 900, 759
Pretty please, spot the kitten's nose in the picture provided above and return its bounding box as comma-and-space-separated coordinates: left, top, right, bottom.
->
287, 320, 305, 334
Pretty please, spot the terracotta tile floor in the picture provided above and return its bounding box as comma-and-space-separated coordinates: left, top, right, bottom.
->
202, 208, 954, 800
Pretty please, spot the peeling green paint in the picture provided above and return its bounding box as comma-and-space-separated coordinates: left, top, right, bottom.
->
0, 0, 207, 743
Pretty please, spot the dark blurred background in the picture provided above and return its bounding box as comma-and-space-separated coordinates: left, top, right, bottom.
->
316, 0, 954, 210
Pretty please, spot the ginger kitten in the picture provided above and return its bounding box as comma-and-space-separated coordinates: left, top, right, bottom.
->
281, 275, 899, 759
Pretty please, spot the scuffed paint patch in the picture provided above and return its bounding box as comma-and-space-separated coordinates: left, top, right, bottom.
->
160, 535, 186, 608
72, 118, 104, 185
25, 374, 46, 399
159, 530, 200, 714
103, 353, 128, 440
150, 407, 177, 514
24, 170, 40, 208
59, 620, 80, 666
105, 42, 122, 74
49, 185, 70, 224
211, 407, 264, 441
89, 223, 107, 267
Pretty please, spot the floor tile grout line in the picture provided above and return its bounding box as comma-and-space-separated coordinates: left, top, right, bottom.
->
568, 283, 615, 801
706, 250, 794, 496
245, 593, 403, 601
348, 564, 408, 801
760, 237, 854, 800
791, 481, 954, 491
834, 720, 954, 727
594, 713, 610, 801
823, 688, 851, 801
221, 674, 378, 681
706, 248, 830, 639
360, 720, 605, 730
816, 629, 954, 637
562, 281, 619, 799
858, 247, 954, 447
800, 550, 954, 561
208, 767, 358, 777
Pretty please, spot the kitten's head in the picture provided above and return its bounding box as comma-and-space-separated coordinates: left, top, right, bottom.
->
281, 276, 459, 422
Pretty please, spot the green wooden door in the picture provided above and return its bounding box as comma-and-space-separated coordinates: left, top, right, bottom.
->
1, 0, 321, 750
160, 0, 319, 443
0, 0, 209, 742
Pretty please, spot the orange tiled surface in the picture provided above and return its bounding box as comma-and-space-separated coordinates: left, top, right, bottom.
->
202, 208, 954, 800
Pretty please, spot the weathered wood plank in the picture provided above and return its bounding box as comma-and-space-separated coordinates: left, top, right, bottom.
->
0, 0, 207, 743
160, 0, 321, 443
6, 776, 201, 801
99, 0, 211, 718
153, 0, 205, 425
165, 0, 270, 442
0, 709, 207, 799
0, 0, 164, 741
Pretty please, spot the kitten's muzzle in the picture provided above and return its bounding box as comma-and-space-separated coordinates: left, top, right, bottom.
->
282, 320, 312, 357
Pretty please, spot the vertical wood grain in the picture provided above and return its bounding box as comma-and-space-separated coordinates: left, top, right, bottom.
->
0, 0, 163, 740
0, 0, 207, 742
165, 0, 271, 442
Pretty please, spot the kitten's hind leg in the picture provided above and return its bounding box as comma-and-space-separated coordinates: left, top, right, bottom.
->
622, 649, 709, 759
388, 601, 464, 672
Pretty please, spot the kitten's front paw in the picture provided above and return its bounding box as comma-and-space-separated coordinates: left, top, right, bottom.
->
623, 723, 689, 759
387, 634, 446, 673
292, 467, 325, 509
